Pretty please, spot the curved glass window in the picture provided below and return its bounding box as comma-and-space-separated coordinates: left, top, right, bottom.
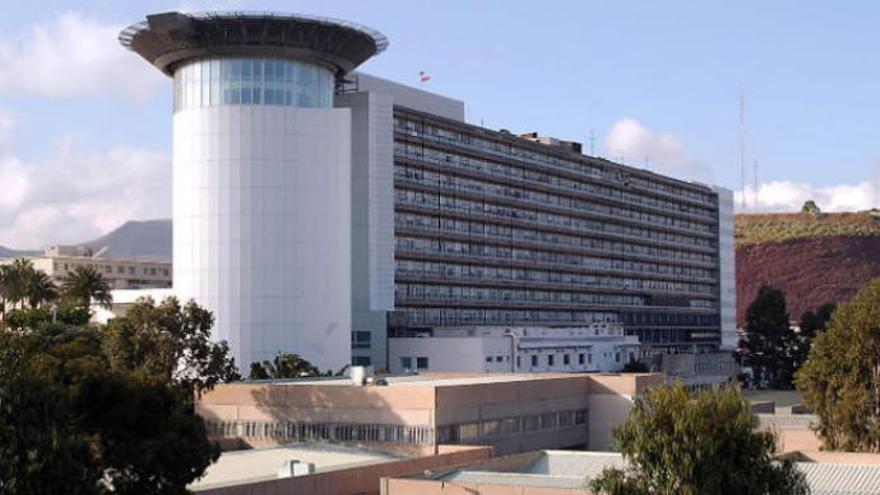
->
173, 58, 334, 112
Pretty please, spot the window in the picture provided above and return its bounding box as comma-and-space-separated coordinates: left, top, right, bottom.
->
547, 355, 555, 367
495, 356, 503, 363
486, 356, 493, 363
459, 423, 479, 442
516, 356, 521, 369
615, 352, 621, 363
481, 420, 500, 438
352, 331, 371, 349
531, 355, 538, 367
563, 354, 570, 365
578, 353, 585, 365
588, 354, 593, 364
400, 357, 412, 370
416, 357, 429, 370
352, 356, 371, 366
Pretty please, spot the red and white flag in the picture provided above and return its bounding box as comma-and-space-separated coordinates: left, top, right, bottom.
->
419, 71, 431, 83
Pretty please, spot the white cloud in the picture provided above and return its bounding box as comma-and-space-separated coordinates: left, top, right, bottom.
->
604, 118, 713, 183
0, 144, 170, 249
736, 177, 879, 213
0, 13, 164, 101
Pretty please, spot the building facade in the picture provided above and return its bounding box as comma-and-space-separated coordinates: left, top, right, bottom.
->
196, 372, 662, 456
389, 106, 734, 360
2, 246, 171, 290
388, 325, 641, 375
121, 12, 388, 372
122, 11, 734, 372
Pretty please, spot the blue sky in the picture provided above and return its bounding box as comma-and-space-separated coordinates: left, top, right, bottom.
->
0, 0, 877, 247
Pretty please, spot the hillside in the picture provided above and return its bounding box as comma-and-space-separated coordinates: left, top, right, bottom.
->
736, 211, 880, 326
81, 219, 172, 261
736, 210, 880, 245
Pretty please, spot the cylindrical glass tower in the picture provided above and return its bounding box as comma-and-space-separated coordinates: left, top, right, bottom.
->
120, 12, 387, 371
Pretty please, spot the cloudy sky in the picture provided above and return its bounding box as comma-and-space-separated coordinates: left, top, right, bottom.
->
1, 0, 878, 248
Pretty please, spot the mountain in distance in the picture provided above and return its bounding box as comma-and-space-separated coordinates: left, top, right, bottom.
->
81, 219, 172, 261
736, 210, 880, 326
0, 245, 37, 258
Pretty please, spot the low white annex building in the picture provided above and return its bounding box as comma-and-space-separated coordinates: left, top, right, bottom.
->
389, 324, 641, 374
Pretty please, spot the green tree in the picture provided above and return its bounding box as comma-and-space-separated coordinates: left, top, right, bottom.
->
796, 278, 880, 451
0, 259, 33, 309
249, 352, 321, 379
0, 331, 99, 495
0, 259, 57, 310
589, 383, 808, 495
801, 199, 821, 216
792, 302, 836, 373
103, 296, 239, 395
25, 269, 57, 309
736, 285, 797, 389
62, 266, 112, 309
0, 319, 223, 494
621, 360, 649, 373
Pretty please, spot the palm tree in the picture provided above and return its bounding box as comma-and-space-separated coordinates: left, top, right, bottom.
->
26, 270, 57, 308
0, 264, 9, 317
62, 266, 112, 309
2, 259, 36, 309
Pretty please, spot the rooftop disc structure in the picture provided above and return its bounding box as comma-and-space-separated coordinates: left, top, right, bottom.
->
120, 12, 388, 371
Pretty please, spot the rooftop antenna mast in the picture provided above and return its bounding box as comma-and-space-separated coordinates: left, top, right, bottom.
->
753, 158, 759, 212
739, 87, 747, 212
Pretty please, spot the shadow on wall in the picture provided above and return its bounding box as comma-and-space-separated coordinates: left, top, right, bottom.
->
196, 378, 436, 457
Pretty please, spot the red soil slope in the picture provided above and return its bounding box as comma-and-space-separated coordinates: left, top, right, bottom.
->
736, 235, 880, 326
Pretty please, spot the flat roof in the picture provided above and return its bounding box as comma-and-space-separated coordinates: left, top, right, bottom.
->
120, 11, 388, 77
247, 372, 598, 388
434, 450, 880, 495
189, 443, 402, 491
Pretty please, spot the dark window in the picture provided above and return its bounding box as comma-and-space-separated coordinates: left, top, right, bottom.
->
401, 357, 412, 369
578, 353, 585, 365
352, 356, 371, 366
352, 331, 372, 349
548, 355, 555, 366
531, 355, 538, 367
563, 354, 570, 365
416, 357, 429, 369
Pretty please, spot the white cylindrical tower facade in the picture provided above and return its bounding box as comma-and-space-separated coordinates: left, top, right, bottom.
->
121, 13, 387, 372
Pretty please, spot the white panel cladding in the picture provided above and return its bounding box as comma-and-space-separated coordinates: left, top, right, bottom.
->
173, 104, 352, 372
335, 91, 394, 369
354, 72, 465, 122
713, 187, 737, 349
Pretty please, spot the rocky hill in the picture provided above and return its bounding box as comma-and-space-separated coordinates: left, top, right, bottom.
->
735, 211, 880, 326
80, 219, 172, 261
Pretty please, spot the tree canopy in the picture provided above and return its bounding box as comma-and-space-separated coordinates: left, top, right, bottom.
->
736, 285, 798, 389
103, 297, 240, 395
792, 302, 836, 374
801, 199, 821, 216
0, 259, 58, 313
0, 296, 238, 494
62, 266, 113, 309
797, 277, 880, 451
589, 383, 808, 495
249, 352, 321, 379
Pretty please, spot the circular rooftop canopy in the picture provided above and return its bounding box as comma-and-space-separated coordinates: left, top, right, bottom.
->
120, 11, 388, 77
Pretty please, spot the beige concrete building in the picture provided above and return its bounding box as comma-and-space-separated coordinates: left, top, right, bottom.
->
189, 443, 490, 495
3, 246, 171, 290
382, 449, 880, 495
196, 372, 663, 455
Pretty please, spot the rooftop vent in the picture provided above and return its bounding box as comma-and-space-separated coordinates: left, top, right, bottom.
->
278, 460, 315, 478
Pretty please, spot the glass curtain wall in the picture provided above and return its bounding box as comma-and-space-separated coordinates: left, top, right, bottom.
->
173, 57, 334, 112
